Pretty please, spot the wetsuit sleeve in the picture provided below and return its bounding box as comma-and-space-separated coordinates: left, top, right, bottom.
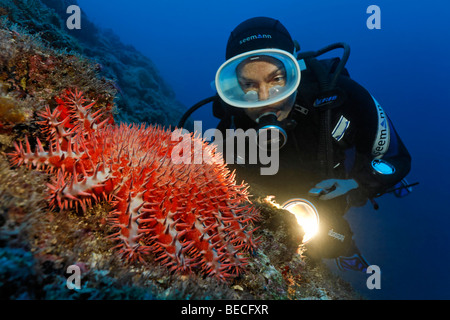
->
340, 78, 412, 199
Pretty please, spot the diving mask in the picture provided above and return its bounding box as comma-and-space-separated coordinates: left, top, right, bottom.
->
215, 49, 301, 109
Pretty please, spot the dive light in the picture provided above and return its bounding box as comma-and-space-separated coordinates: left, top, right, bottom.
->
282, 198, 320, 243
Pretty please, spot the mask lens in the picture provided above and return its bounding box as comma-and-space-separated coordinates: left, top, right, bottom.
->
244, 85, 284, 102
244, 90, 258, 102
215, 49, 301, 109
269, 85, 283, 98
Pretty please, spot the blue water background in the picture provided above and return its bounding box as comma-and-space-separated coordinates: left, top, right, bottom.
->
77, 0, 450, 299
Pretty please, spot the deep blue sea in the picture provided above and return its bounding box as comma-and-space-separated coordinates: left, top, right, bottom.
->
77, 0, 450, 300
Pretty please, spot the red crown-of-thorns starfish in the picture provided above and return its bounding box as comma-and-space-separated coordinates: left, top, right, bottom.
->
8, 88, 260, 281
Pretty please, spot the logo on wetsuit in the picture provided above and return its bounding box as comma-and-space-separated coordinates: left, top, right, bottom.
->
314, 95, 338, 107
328, 229, 345, 242
371, 96, 390, 158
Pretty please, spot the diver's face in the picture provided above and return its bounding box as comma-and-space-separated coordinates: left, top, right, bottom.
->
237, 57, 295, 122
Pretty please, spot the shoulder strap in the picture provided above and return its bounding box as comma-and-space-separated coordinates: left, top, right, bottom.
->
301, 57, 338, 177
318, 57, 350, 78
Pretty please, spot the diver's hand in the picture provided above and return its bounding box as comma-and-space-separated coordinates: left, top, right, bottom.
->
309, 179, 359, 200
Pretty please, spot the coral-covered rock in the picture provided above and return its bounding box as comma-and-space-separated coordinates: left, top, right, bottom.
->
1, 0, 186, 127
9, 89, 260, 281
0, 27, 116, 131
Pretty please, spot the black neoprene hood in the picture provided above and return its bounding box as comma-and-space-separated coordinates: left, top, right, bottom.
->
225, 17, 296, 60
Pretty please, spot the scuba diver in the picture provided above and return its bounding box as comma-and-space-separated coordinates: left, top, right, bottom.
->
179, 17, 412, 272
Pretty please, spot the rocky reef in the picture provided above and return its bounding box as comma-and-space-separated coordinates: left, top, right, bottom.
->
0, 0, 186, 127
0, 0, 362, 300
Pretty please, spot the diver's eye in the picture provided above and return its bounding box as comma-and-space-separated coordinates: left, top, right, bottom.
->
242, 82, 258, 90
272, 75, 286, 84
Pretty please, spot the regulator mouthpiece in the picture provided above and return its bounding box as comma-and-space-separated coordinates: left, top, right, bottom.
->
255, 112, 288, 151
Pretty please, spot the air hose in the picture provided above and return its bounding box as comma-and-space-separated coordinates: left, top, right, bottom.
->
177, 95, 217, 129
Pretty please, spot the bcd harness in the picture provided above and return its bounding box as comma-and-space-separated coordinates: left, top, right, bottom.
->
177, 42, 417, 201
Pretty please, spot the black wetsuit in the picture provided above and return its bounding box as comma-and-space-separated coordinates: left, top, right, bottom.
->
214, 58, 412, 259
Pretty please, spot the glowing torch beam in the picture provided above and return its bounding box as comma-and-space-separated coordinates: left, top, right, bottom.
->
265, 196, 320, 243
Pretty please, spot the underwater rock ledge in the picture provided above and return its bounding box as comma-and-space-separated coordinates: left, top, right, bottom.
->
0, 0, 186, 127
